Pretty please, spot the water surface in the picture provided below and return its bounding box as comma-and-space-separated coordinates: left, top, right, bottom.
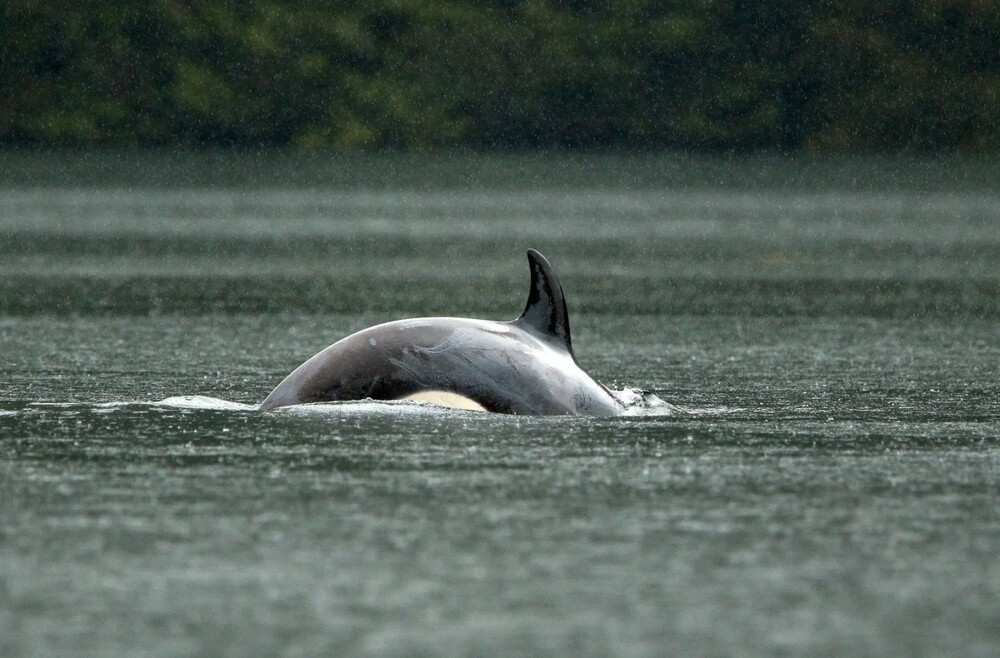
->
1, 152, 998, 656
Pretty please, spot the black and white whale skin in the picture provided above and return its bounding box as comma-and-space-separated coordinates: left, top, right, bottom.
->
260, 249, 624, 416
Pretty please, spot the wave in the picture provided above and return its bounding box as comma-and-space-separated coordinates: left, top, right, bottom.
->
9, 392, 740, 418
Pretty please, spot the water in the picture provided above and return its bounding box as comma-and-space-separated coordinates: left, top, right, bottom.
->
1, 152, 998, 656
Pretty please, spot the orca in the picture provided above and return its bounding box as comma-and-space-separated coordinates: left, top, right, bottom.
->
260, 249, 624, 416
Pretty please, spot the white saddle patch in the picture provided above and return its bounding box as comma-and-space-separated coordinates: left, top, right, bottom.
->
400, 390, 487, 412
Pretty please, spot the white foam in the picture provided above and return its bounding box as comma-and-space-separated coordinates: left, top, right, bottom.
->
85, 396, 256, 411
152, 396, 256, 411
612, 388, 681, 416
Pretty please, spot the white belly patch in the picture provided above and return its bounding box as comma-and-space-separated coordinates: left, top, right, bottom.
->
400, 390, 487, 412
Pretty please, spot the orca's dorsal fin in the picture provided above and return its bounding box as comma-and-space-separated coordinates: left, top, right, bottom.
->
514, 249, 574, 357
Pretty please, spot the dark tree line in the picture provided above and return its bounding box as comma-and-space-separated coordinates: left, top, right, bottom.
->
2, 1, 998, 151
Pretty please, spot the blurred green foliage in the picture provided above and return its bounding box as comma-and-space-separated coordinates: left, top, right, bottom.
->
2, 0, 998, 151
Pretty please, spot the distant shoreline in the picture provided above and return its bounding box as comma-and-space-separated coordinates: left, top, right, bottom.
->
3, 3, 998, 152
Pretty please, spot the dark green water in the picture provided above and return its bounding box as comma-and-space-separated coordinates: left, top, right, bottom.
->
1, 152, 998, 656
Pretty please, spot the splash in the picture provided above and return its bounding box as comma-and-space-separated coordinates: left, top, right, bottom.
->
612, 388, 682, 416
611, 388, 744, 417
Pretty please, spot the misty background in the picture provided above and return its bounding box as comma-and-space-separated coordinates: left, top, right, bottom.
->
3, 1, 998, 152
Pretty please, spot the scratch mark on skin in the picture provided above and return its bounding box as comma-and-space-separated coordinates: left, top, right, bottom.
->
387, 357, 435, 389
391, 348, 538, 414
572, 389, 593, 413
415, 329, 492, 356
436, 350, 538, 414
